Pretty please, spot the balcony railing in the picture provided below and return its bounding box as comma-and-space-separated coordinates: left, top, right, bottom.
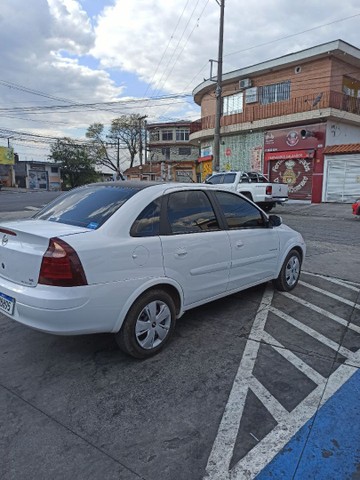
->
190, 91, 360, 133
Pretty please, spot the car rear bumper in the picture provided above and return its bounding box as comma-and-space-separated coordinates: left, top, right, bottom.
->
263, 196, 288, 204
0, 279, 137, 335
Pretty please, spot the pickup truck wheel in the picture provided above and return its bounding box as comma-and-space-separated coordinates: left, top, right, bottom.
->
273, 250, 301, 292
115, 289, 176, 359
262, 204, 273, 212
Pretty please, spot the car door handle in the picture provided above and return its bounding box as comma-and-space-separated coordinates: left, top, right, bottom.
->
175, 247, 188, 257
236, 240, 244, 248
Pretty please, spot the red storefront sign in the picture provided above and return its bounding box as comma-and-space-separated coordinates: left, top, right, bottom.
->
264, 125, 325, 152
265, 150, 315, 161
267, 151, 314, 200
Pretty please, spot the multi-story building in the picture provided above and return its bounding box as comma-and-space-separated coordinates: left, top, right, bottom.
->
147, 121, 200, 182
190, 39, 360, 202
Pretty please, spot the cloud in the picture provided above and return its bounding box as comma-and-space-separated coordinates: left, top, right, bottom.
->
1, 0, 360, 163
92, 0, 360, 94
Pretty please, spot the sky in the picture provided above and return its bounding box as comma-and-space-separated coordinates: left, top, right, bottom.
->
1, 0, 360, 166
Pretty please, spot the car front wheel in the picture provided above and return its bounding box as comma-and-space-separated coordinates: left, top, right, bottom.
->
115, 289, 176, 359
273, 250, 302, 291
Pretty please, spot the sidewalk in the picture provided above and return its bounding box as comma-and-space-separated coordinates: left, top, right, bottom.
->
272, 200, 353, 219
0, 186, 37, 194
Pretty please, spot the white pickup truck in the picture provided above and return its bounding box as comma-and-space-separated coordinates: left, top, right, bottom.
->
205, 171, 288, 212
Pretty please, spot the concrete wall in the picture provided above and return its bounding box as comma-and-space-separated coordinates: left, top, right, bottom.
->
326, 121, 360, 145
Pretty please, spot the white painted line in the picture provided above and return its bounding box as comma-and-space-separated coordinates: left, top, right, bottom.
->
281, 292, 360, 334
24, 206, 40, 211
261, 331, 325, 385
299, 280, 360, 310
203, 286, 274, 480
231, 361, 359, 480
248, 377, 289, 423
303, 271, 360, 291
204, 279, 360, 480
269, 306, 353, 359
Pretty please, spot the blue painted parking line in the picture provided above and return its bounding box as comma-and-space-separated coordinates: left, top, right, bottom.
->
256, 369, 360, 480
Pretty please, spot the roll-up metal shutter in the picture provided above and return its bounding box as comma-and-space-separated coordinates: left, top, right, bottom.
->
324, 154, 360, 202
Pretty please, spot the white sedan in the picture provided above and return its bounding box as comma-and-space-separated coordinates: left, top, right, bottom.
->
0, 182, 305, 358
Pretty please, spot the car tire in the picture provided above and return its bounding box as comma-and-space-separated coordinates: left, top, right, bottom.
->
115, 289, 176, 359
261, 203, 273, 212
273, 249, 302, 292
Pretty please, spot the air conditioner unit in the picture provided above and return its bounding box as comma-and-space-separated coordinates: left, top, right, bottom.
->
239, 78, 252, 89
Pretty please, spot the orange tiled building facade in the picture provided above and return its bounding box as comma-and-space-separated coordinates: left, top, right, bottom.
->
190, 40, 360, 203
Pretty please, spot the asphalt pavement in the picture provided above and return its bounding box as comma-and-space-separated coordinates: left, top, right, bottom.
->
0, 193, 359, 479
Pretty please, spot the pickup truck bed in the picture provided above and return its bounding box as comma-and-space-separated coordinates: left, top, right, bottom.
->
205, 171, 288, 212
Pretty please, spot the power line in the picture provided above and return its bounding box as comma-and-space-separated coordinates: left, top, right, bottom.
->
223, 13, 360, 61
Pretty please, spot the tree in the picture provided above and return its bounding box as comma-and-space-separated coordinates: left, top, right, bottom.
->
49, 138, 99, 189
86, 114, 145, 174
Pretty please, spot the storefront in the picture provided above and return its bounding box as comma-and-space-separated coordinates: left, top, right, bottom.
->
264, 124, 326, 202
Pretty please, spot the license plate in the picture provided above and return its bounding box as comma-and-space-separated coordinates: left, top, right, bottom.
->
0, 291, 15, 315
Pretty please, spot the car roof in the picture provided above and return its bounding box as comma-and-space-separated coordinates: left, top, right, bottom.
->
83, 180, 215, 192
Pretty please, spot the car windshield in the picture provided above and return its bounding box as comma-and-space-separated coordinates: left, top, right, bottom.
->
33, 184, 141, 229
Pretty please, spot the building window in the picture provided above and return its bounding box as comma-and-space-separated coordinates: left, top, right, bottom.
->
150, 130, 160, 141
162, 130, 173, 141
176, 129, 190, 141
223, 92, 244, 116
259, 80, 291, 105
51, 167, 59, 173
162, 147, 171, 160
179, 147, 191, 156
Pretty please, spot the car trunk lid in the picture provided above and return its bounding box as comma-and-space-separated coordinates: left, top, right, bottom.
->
0, 220, 90, 287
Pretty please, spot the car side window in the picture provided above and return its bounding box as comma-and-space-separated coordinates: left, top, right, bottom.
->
223, 173, 236, 183
166, 190, 220, 234
206, 174, 223, 184
215, 191, 265, 229
130, 198, 161, 237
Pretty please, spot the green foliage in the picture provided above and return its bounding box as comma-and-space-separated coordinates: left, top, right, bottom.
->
49, 138, 99, 189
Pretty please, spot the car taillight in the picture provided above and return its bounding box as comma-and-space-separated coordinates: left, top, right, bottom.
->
39, 237, 87, 287
266, 185, 272, 195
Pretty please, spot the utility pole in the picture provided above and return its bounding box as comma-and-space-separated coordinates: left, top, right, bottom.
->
138, 115, 147, 166
116, 137, 120, 174
213, 0, 225, 172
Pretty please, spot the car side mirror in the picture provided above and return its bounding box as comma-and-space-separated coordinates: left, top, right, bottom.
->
268, 214, 282, 227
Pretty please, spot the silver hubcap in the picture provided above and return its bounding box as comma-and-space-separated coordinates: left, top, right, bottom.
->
135, 300, 171, 350
285, 255, 300, 287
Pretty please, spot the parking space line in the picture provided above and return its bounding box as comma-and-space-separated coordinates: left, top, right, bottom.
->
303, 272, 360, 291
203, 286, 274, 480
299, 280, 360, 310
248, 377, 290, 421
269, 307, 353, 358
204, 278, 360, 480
281, 292, 360, 333
261, 331, 325, 385
231, 360, 360, 480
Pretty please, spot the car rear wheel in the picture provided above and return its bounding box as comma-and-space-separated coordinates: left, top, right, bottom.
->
273, 250, 301, 291
115, 289, 176, 359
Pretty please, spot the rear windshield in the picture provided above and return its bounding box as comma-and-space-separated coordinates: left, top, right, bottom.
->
33, 185, 140, 229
